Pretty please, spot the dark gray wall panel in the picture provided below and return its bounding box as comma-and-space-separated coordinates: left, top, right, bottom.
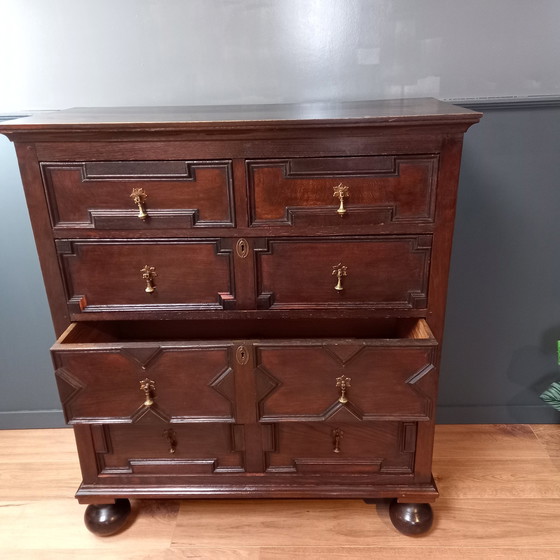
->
0, 134, 62, 428
439, 105, 560, 423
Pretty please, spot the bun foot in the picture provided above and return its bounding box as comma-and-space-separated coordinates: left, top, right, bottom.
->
84, 498, 132, 536
389, 500, 433, 535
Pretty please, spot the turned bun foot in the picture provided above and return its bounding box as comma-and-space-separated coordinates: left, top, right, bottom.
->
389, 500, 433, 535
84, 498, 132, 536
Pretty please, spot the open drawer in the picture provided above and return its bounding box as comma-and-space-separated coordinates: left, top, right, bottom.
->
52, 318, 436, 424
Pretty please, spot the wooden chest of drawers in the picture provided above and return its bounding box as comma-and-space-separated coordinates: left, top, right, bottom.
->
0, 99, 481, 536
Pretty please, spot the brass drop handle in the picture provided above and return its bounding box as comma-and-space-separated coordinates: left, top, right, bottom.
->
336, 374, 351, 404
332, 428, 344, 453
141, 265, 157, 293
140, 378, 156, 406
163, 428, 177, 454
332, 263, 347, 292
333, 184, 349, 216
130, 187, 148, 220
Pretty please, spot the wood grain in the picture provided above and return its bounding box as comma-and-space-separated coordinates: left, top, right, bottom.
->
531, 424, 560, 457
433, 424, 548, 458
1, 425, 560, 558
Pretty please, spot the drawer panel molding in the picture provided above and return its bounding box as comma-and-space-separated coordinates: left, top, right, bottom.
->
247, 156, 438, 227
41, 160, 235, 230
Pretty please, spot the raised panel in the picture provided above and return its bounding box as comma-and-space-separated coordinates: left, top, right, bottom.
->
53, 344, 235, 423
255, 343, 436, 422
264, 422, 416, 475
56, 238, 236, 313
41, 160, 234, 229
96, 416, 244, 475
247, 156, 438, 227
255, 236, 431, 310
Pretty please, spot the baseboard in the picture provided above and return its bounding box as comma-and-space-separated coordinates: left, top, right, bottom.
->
0, 410, 66, 429
436, 405, 560, 424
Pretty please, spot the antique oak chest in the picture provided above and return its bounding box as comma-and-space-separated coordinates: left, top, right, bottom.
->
0, 99, 481, 535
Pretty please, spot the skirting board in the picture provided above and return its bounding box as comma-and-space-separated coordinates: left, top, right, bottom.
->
437, 405, 560, 424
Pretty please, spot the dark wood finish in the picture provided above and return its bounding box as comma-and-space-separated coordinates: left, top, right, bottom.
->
247, 156, 437, 227
84, 498, 132, 536
255, 236, 432, 310
56, 238, 236, 314
0, 99, 481, 534
389, 500, 434, 535
42, 160, 234, 230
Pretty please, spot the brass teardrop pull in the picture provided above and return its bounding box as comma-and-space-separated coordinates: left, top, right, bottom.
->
141, 265, 157, 293
163, 428, 177, 454
336, 374, 351, 404
332, 428, 344, 453
130, 187, 148, 220
332, 263, 347, 292
333, 184, 349, 216
140, 378, 156, 406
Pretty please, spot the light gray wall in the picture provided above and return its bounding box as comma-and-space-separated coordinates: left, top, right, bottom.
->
1, 0, 560, 111
1, 1, 559, 427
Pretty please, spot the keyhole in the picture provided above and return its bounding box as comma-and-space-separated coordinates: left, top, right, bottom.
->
236, 238, 249, 259
236, 345, 249, 365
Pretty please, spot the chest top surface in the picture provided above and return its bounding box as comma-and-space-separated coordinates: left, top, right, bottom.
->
0, 98, 481, 137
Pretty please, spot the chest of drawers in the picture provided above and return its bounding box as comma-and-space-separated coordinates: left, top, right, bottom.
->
0, 99, 481, 536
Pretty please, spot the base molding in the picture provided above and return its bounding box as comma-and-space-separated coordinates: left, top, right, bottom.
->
436, 404, 560, 424
0, 410, 65, 429
76, 480, 439, 503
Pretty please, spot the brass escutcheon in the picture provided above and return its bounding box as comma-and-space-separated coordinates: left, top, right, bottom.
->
141, 265, 157, 293
236, 345, 250, 365
140, 378, 156, 406
332, 263, 348, 292
333, 184, 349, 216
130, 187, 148, 220
236, 238, 249, 259
336, 374, 351, 404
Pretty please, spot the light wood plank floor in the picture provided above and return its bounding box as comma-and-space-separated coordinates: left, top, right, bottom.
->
0, 424, 559, 559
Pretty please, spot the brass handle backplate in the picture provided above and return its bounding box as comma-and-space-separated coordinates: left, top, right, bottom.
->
332, 263, 347, 292
336, 374, 351, 404
333, 184, 349, 216
140, 378, 156, 406
332, 428, 344, 453
130, 187, 148, 220
141, 265, 157, 293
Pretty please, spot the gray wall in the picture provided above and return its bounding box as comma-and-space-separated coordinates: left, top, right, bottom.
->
1, 0, 559, 427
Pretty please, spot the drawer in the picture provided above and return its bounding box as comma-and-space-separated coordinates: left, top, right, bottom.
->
91, 420, 244, 475
56, 238, 236, 314
254, 319, 436, 422
247, 156, 438, 227
255, 235, 431, 310
264, 421, 417, 475
52, 323, 237, 423
41, 160, 234, 229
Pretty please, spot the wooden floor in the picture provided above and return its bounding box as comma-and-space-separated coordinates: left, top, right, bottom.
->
0, 425, 559, 558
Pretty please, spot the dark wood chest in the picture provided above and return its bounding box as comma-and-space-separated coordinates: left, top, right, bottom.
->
0, 99, 481, 535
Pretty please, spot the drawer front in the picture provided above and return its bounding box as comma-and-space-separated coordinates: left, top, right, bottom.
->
56, 239, 236, 313
264, 421, 416, 475
255, 236, 431, 310
247, 156, 438, 227
92, 420, 244, 475
255, 342, 436, 422
53, 343, 236, 423
41, 160, 234, 229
